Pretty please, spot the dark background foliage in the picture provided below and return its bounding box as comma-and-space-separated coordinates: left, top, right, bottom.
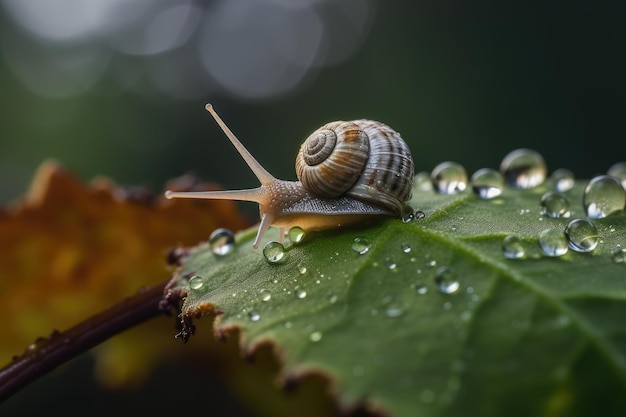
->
1, 1, 624, 206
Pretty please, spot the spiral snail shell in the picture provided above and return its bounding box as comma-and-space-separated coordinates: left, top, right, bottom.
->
165, 104, 414, 249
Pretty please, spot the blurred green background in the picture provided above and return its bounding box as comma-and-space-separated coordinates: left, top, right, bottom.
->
1, 1, 624, 207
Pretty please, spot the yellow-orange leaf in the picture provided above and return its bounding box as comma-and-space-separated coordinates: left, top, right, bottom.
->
0, 160, 251, 386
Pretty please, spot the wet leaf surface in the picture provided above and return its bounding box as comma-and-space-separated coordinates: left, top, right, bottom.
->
175, 178, 626, 417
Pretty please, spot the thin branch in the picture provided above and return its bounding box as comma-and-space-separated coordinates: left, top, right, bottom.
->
0, 279, 176, 403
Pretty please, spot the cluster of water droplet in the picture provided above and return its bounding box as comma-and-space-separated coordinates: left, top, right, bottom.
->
424, 149, 624, 261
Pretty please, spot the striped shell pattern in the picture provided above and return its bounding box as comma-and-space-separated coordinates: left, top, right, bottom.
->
295, 120, 414, 215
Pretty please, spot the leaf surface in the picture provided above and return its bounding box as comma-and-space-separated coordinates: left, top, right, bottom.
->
176, 178, 626, 417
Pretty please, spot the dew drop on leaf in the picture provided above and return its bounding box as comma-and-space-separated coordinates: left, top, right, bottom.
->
502, 235, 525, 259
470, 168, 504, 199
385, 257, 397, 270
259, 289, 271, 302
263, 241, 286, 264
288, 226, 306, 244
401, 242, 412, 253
550, 168, 575, 192
583, 175, 626, 219
607, 162, 626, 189
500, 148, 547, 189
209, 228, 235, 256
248, 311, 261, 322
565, 218, 599, 253
414, 171, 433, 191
538, 229, 569, 257
412, 281, 428, 295
352, 237, 371, 255
295, 286, 307, 299
434, 266, 460, 294
188, 275, 204, 290
430, 161, 468, 194
540, 191, 571, 218
611, 247, 626, 263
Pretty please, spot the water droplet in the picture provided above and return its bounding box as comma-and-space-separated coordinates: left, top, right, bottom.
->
188, 275, 204, 290
209, 228, 235, 256
565, 218, 599, 253
412, 281, 428, 295
248, 311, 261, 322
298, 265, 307, 275
435, 266, 460, 294
288, 226, 306, 244
470, 168, 504, 199
540, 191, 571, 218
502, 235, 526, 259
259, 289, 272, 302
263, 241, 286, 264
608, 162, 626, 189
352, 237, 371, 255
550, 168, 575, 192
385, 257, 397, 270
385, 305, 404, 318
414, 171, 433, 191
500, 148, 547, 189
310, 331, 322, 342
401, 243, 412, 253
295, 286, 307, 299
538, 229, 569, 257
583, 175, 626, 219
430, 161, 468, 194
611, 247, 626, 263
415, 210, 426, 220
329, 294, 338, 304
402, 210, 416, 223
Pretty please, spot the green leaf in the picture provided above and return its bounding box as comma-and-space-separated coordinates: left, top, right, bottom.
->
173, 180, 626, 417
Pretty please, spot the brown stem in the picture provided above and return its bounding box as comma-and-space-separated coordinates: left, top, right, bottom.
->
0, 279, 175, 403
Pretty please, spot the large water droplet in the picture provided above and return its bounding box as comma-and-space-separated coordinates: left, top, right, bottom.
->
608, 162, 626, 189
502, 235, 525, 259
500, 148, 547, 189
538, 229, 569, 257
263, 241, 286, 264
470, 168, 504, 199
352, 237, 371, 255
435, 266, 460, 294
248, 311, 261, 322
583, 175, 626, 219
209, 228, 235, 256
565, 218, 599, 253
401, 243, 412, 253
550, 168, 575, 192
188, 275, 204, 290
540, 191, 571, 218
288, 226, 306, 244
611, 247, 626, 263
431, 161, 468, 194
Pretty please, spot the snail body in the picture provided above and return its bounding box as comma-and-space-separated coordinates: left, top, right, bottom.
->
165, 104, 414, 248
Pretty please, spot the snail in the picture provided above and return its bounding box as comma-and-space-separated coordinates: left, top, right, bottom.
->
165, 104, 414, 249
